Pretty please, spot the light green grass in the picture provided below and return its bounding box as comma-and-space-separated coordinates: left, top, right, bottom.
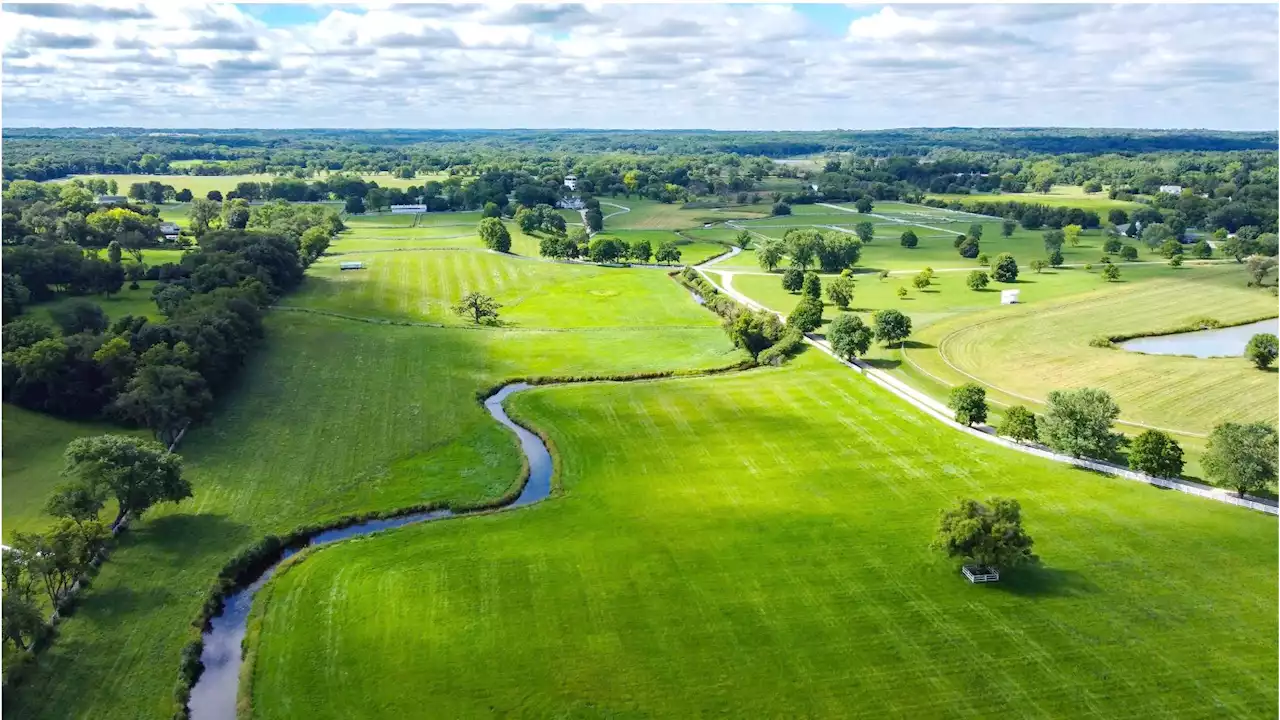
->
29, 281, 162, 327
601, 198, 767, 231
293, 250, 716, 328
3, 303, 746, 719
50, 172, 446, 196
1, 406, 147, 538
246, 352, 1278, 719
928, 186, 1145, 212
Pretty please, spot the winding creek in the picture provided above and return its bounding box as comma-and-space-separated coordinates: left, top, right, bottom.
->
187, 382, 553, 720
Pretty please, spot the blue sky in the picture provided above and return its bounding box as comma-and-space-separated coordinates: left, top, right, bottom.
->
3, 3, 1277, 130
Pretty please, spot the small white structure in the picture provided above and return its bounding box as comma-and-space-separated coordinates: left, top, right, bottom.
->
339, 261, 365, 271
962, 565, 1000, 584
159, 222, 181, 241
1158, 185, 1183, 195
390, 204, 426, 214
1001, 289, 1020, 305
96, 195, 127, 205
563, 174, 578, 191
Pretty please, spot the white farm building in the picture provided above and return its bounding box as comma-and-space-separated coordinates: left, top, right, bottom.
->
339, 261, 365, 271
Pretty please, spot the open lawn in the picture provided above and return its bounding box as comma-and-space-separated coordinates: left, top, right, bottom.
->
30, 280, 163, 327
601, 197, 767, 230
245, 352, 1277, 719
3, 297, 745, 719
928, 186, 1145, 213
293, 249, 717, 328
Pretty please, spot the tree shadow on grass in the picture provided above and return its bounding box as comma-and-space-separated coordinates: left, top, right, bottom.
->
997, 565, 1099, 598
134, 513, 253, 561
901, 340, 935, 350
862, 357, 901, 370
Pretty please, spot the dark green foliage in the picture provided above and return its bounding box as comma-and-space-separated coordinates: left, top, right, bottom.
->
654, 241, 681, 265
1192, 239, 1213, 258
3, 317, 54, 351
1103, 237, 1123, 253
947, 383, 987, 426
826, 272, 855, 309
781, 267, 804, 293
872, 308, 912, 346
50, 299, 108, 335
63, 434, 190, 527
1119, 245, 1138, 261
992, 253, 1018, 282
725, 310, 784, 360
478, 217, 512, 253
1001, 219, 1016, 237
771, 202, 791, 216
451, 291, 501, 325
801, 272, 821, 300
1202, 422, 1279, 497
1102, 263, 1121, 281
997, 406, 1038, 443
827, 313, 872, 360
966, 270, 988, 291
1244, 333, 1278, 369
1128, 430, 1185, 478
1038, 388, 1123, 459
899, 229, 918, 248
787, 296, 824, 333
3, 273, 31, 317
932, 497, 1037, 572
855, 197, 873, 213
958, 237, 979, 258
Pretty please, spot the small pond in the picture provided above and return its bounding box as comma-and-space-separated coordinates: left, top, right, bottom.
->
1118, 318, 1279, 358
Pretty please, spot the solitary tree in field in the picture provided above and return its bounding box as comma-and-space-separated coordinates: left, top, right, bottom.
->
1101, 263, 1121, 282
1202, 422, 1278, 497
1128, 430, 1185, 478
992, 253, 1018, 283
1169, 254, 1183, 268
1246, 256, 1277, 287
827, 313, 873, 360
735, 229, 752, 249
932, 497, 1037, 573
757, 239, 784, 272
900, 229, 919, 249
854, 221, 874, 244
855, 197, 873, 213
1038, 388, 1123, 459
997, 406, 1038, 443
976, 253, 990, 267
872, 308, 912, 346
655, 241, 681, 265
912, 272, 931, 291
1029, 259, 1047, 274
781, 267, 805, 293
1119, 245, 1138, 261
478, 217, 512, 253
967, 223, 983, 241
453, 291, 501, 325
1063, 224, 1083, 247
1001, 219, 1016, 238
947, 383, 988, 426
1245, 333, 1278, 370
966, 270, 989, 291
63, 435, 190, 529
771, 202, 791, 216
827, 271, 855, 309
1191, 239, 1213, 259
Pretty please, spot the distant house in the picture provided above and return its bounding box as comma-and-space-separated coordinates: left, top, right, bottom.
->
339, 261, 365, 271
563, 174, 578, 191
96, 195, 127, 205
556, 197, 585, 210
159, 222, 181, 241
1158, 185, 1183, 195
390, 204, 426, 214
1000, 289, 1020, 305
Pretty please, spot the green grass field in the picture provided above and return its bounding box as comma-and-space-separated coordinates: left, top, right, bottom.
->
292, 250, 716, 328
601, 198, 767, 230
29, 280, 164, 327
245, 353, 1277, 719
928, 186, 1145, 213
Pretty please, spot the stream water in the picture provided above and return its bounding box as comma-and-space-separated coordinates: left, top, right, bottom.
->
1118, 318, 1279, 358
186, 382, 553, 720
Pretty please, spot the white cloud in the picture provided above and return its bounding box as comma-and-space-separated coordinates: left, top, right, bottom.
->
0, 3, 1276, 130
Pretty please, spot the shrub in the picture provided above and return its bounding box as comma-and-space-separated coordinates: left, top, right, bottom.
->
991, 253, 1018, 283
1128, 430, 1184, 478
932, 497, 1037, 572
781, 267, 804, 293
966, 270, 989, 291
1038, 388, 1123, 459
997, 406, 1038, 443
947, 383, 988, 426
1245, 333, 1278, 369
827, 313, 873, 360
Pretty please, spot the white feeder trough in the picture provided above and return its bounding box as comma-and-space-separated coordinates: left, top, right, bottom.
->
962, 565, 1000, 583
1000, 289, 1020, 305
339, 261, 365, 271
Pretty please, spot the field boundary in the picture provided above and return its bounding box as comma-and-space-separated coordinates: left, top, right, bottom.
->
697, 267, 1276, 516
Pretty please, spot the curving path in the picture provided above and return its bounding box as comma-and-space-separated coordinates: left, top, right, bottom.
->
188, 383, 553, 720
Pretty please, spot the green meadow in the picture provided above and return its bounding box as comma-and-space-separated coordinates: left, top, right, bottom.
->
50, 172, 447, 196
245, 354, 1277, 719
927, 185, 1145, 212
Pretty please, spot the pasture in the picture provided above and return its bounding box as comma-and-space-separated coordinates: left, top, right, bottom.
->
928, 186, 1145, 213
245, 353, 1278, 719
293, 250, 717, 328
600, 197, 767, 230
3, 299, 746, 719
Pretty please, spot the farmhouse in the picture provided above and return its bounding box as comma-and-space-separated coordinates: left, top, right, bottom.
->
96, 195, 127, 204
1158, 185, 1184, 195
339, 261, 365, 271
159, 222, 180, 241
563, 174, 578, 191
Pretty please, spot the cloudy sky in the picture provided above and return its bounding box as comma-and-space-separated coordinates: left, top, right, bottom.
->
2, 3, 1277, 130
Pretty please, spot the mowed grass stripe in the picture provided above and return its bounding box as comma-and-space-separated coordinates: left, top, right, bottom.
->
247, 352, 1276, 719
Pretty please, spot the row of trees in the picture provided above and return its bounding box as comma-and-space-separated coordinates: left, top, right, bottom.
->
4, 180, 168, 249
756, 228, 863, 274
942, 384, 1278, 497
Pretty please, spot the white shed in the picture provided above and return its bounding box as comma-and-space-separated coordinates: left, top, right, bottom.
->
339, 261, 365, 271
1000, 289, 1020, 305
